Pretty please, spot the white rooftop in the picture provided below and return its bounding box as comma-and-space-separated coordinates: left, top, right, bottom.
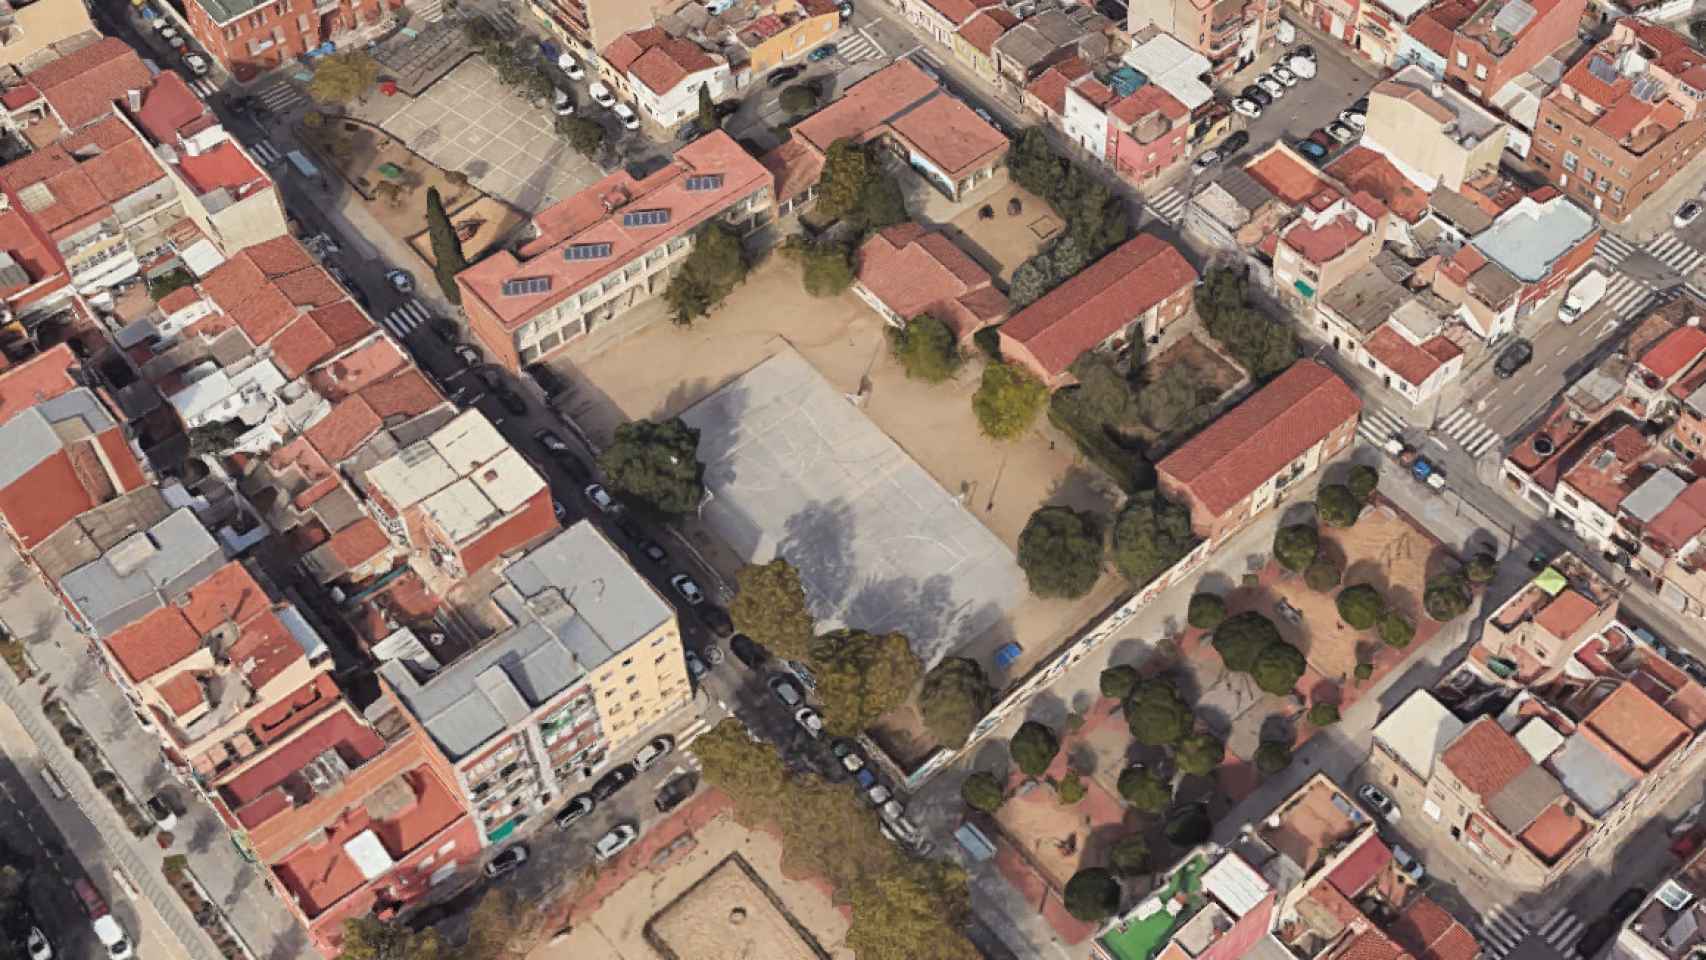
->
1202, 852, 1270, 917
1514, 715, 1565, 763
1124, 34, 1213, 110
1372, 690, 1465, 780
365, 410, 543, 524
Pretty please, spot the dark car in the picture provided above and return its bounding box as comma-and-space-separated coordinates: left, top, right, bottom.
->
807, 44, 837, 62
1242, 85, 1273, 107
527, 365, 568, 396
483, 845, 528, 878
477, 368, 503, 391
700, 605, 734, 638
495, 388, 527, 416
617, 518, 644, 542
715, 100, 741, 120
654, 773, 697, 813
1494, 338, 1534, 378
554, 793, 595, 830
591, 764, 637, 801
767, 65, 804, 87
1220, 130, 1249, 155
1307, 128, 1334, 150
1349, 95, 1369, 114
1296, 140, 1328, 161
639, 539, 668, 563
730, 633, 769, 669
534, 428, 571, 454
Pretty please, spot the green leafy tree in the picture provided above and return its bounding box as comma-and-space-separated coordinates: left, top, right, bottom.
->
1254, 740, 1292, 775
597, 418, 703, 515
1099, 664, 1138, 700
1212, 612, 1281, 673
1318, 484, 1362, 527
307, 52, 380, 103
1424, 573, 1473, 622
1017, 506, 1104, 599
1466, 552, 1498, 584
919, 657, 994, 747
1174, 732, 1224, 777
972, 362, 1047, 440
1135, 363, 1207, 435
1305, 559, 1341, 592
1010, 721, 1061, 777
188, 419, 247, 457
1308, 702, 1340, 726
147, 267, 194, 301
1123, 679, 1192, 746
1377, 610, 1415, 648
1252, 642, 1307, 696
729, 559, 815, 660
424, 187, 466, 305
1347, 464, 1379, 502
1336, 584, 1386, 630
1187, 592, 1226, 630
556, 114, 606, 156
815, 139, 906, 232
663, 223, 748, 324
1164, 803, 1213, 847
780, 82, 819, 114
1108, 834, 1149, 876
1195, 268, 1298, 380
783, 236, 855, 297
1111, 491, 1197, 585
808, 629, 922, 736
1274, 523, 1320, 572
973, 324, 1002, 361
1056, 770, 1087, 805
697, 83, 717, 132
1354, 661, 1375, 681
890, 314, 963, 384
340, 918, 446, 960
960, 771, 1005, 813
847, 860, 981, 960
1118, 765, 1172, 812
1063, 868, 1121, 924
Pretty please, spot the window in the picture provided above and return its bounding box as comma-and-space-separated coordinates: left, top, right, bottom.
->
1474, 63, 1486, 80
1562, 151, 1578, 171
1456, 51, 1468, 67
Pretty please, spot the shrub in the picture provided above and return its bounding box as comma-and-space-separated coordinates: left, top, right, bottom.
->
889, 313, 963, 383
1336, 584, 1386, 630
1304, 559, 1341, 592
1123, 679, 1192, 746
960, 771, 1005, 813
1063, 868, 1121, 923
972, 363, 1047, 440
1186, 592, 1226, 630
1174, 732, 1225, 777
1317, 484, 1361, 527
1164, 803, 1212, 847
1255, 740, 1292, 775
779, 83, 818, 114
1099, 664, 1139, 701
1377, 610, 1415, 648
1424, 573, 1473, 622
1056, 771, 1087, 805
1308, 702, 1340, 726
1274, 523, 1319, 572
973, 324, 1002, 360
1117, 766, 1171, 812
1108, 834, 1149, 876
1346, 463, 1379, 502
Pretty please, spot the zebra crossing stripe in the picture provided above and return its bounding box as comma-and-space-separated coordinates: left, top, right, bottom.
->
1597, 233, 1637, 264
1602, 276, 1652, 318
249, 141, 281, 165
1357, 407, 1405, 445
1649, 234, 1706, 275
191, 78, 219, 97
1148, 188, 1188, 223
1542, 912, 1584, 947
381, 300, 431, 339
1475, 922, 1518, 953
258, 84, 302, 110
837, 32, 882, 62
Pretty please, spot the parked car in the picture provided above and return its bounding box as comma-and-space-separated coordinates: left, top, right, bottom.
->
700, 603, 733, 638
768, 675, 803, 707
385, 269, 414, 295
655, 773, 697, 813
553, 499, 569, 523
1494, 338, 1534, 378
1340, 109, 1367, 129
1288, 54, 1317, 79
832, 738, 864, 773
794, 707, 824, 738
453, 343, 482, 366
633, 735, 675, 772
731, 634, 769, 669
1390, 844, 1425, 882
807, 43, 838, 62
554, 794, 595, 831
638, 539, 668, 563
585, 483, 620, 514
26, 928, 49, 960
589, 81, 616, 108
1357, 784, 1399, 821
1220, 130, 1250, 155
534, 428, 570, 453
685, 648, 709, 679
144, 795, 177, 832
593, 823, 638, 863
1272, 64, 1298, 86
1307, 128, 1334, 150
1191, 149, 1221, 173
974, 106, 1008, 136
494, 388, 527, 416
1296, 140, 1328, 162
484, 845, 528, 878
184, 52, 209, 76
1242, 84, 1272, 107
671, 573, 705, 605
1349, 95, 1369, 112
1256, 74, 1285, 99
591, 764, 637, 801
1676, 200, 1703, 229
557, 52, 585, 80
864, 781, 893, 807
1326, 121, 1356, 143
613, 103, 640, 130
1232, 96, 1262, 118
553, 88, 574, 116
767, 65, 804, 87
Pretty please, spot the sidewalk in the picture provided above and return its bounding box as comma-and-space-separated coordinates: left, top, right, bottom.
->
0, 546, 309, 960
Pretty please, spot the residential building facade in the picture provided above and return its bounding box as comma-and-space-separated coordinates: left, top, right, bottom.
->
1445, 0, 1587, 104
182, 0, 392, 82
599, 27, 732, 132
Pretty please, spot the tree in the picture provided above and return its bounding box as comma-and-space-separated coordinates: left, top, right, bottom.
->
1252, 642, 1307, 696
1347, 464, 1379, 502
340, 918, 446, 960
808, 629, 922, 736
1308, 702, 1340, 726
1354, 661, 1375, 681
729, 559, 815, 660
1318, 484, 1362, 527
187, 419, 247, 457
1135, 363, 1205, 435
1109, 834, 1149, 876
1254, 740, 1292, 775
1063, 868, 1121, 924
1100, 664, 1139, 700
597, 418, 703, 515
889, 314, 963, 384
1164, 803, 1212, 847
147, 267, 194, 301
1174, 732, 1224, 777
780, 82, 819, 114
1466, 552, 1497, 584
1195, 268, 1298, 380
1018, 506, 1104, 599
1213, 612, 1281, 673
466, 889, 520, 960
1010, 721, 1060, 777
1377, 610, 1414, 648
1123, 679, 1192, 746
1305, 558, 1341, 592
815, 139, 905, 232
847, 861, 982, 960
307, 52, 379, 103
425, 187, 466, 304
972, 362, 1047, 440
961, 771, 1005, 813
919, 657, 994, 747
1424, 573, 1473, 622
1117, 765, 1171, 812
1056, 770, 1087, 804
663, 223, 748, 324
1111, 491, 1197, 585
556, 114, 605, 156
1187, 592, 1226, 630
697, 83, 717, 132
1336, 584, 1386, 630
1274, 523, 1320, 572
783, 236, 855, 297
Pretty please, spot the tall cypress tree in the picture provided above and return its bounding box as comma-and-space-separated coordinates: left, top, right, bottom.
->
425, 186, 466, 304
697, 84, 716, 133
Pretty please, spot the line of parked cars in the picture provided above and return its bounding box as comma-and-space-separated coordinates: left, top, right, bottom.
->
1232, 46, 1317, 119
1296, 95, 1367, 164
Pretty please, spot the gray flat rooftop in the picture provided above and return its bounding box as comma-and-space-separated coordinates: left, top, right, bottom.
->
1472, 196, 1596, 283
679, 350, 1024, 667
58, 507, 224, 637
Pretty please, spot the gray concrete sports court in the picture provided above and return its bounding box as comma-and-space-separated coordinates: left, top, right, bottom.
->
679, 350, 1024, 667
367, 59, 604, 214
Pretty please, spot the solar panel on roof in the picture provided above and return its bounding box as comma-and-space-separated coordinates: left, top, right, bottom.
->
565, 242, 612, 261
621, 208, 671, 227
1586, 56, 1618, 86
1492, 0, 1535, 37
500, 276, 551, 297
684, 174, 723, 191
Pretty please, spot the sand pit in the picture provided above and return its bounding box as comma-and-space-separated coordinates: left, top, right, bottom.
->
645, 855, 831, 960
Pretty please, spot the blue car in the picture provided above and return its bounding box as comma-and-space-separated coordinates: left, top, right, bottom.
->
1296, 140, 1328, 162
807, 44, 837, 62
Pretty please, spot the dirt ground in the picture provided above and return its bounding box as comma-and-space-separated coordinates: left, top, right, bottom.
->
1145, 333, 1244, 397
942, 181, 1060, 282
406, 195, 528, 269
530, 812, 852, 960
297, 116, 486, 243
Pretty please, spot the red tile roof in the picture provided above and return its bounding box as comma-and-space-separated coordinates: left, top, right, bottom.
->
157, 671, 205, 717
105, 605, 203, 683
958, 8, 1019, 54
1326, 147, 1431, 223
1639, 325, 1706, 380
1441, 716, 1531, 798
1025, 58, 1092, 115
1364, 326, 1458, 387
304, 397, 382, 464
1326, 834, 1393, 898
270, 315, 338, 379
309, 301, 375, 348
1392, 897, 1481, 960
0, 345, 77, 427
25, 37, 153, 130
325, 516, 391, 568
1649, 479, 1706, 553
794, 60, 941, 153
926, 0, 1002, 24
246, 236, 315, 277
1245, 146, 1331, 205
886, 92, 1011, 179
176, 140, 270, 200
360, 369, 442, 420
856, 224, 1007, 338
307, 337, 408, 400
1110, 84, 1188, 124
1282, 214, 1368, 265
1001, 234, 1196, 377
1584, 681, 1691, 770
272, 266, 344, 309
133, 70, 207, 143
1534, 589, 1598, 639
760, 139, 824, 204
1157, 361, 1362, 517
1332, 927, 1412, 960
602, 28, 719, 96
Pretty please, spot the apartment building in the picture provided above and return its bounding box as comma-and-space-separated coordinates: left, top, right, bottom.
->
1157, 361, 1362, 544
1131, 0, 1283, 78
1432, 190, 1598, 340
1529, 18, 1706, 223
377, 521, 691, 845
1613, 843, 1706, 960
598, 27, 732, 132
0, 0, 96, 71
1364, 64, 1509, 191
16, 36, 152, 136
998, 232, 1197, 388
457, 131, 771, 371
182, 0, 391, 82
1443, 0, 1586, 105
0, 212, 75, 355
527, 0, 661, 58
1273, 188, 1389, 307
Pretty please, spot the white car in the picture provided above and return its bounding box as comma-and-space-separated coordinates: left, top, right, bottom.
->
184, 52, 209, 76
1357, 784, 1400, 822
1232, 96, 1262, 119
553, 88, 574, 116
1340, 109, 1367, 130
557, 52, 585, 80
1325, 121, 1356, 143
589, 81, 616, 109
613, 103, 640, 131
26, 928, 50, 960
794, 706, 824, 738
584, 483, 619, 514
633, 735, 675, 771
593, 823, 638, 863
1288, 54, 1317, 79
1675, 200, 1703, 230
1256, 75, 1285, 99
670, 573, 705, 605
1271, 64, 1298, 86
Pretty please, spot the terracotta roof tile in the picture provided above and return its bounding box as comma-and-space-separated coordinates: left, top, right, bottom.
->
1332, 927, 1412, 960
105, 606, 201, 683
1327, 834, 1392, 897
604, 29, 718, 96
359, 369, 442, 420
304, 397, 382, 464
26, 37, 153, 130
157, 671, 205, 717
1639, 326, 1706, 380
855, 224, 1007, 338
1441, 716, 1532, 798
1364, 326, 1454, 387
272, 266, 345, 309
307, 337, 408, 400
1246, 146, 1331, 205
1583, 681, 1691, 770
270, 315, 338, 379
1156, 361, 1361, 517
1534, 589, 1597, 639
310, 301, 375, 348
1326, 147, 1431, 223
958, 8, 1019, 54
133, 70, 207, 143
1518, 801, 1590, 863
245, 236, 315, 277
157, 286, 203, 315
927, 0, 1002, 24
886, 92, 1009, 179
200, 253, 270, 317
325, 516, 390, 568
180, 562, 271, 633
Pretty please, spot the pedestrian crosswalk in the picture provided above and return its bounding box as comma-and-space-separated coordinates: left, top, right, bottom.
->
481, 8, 522, 34
1437, 406, 1501, 458
837, 29, 884, 63
381, 299, 433, 340
1357, 404, 1406, 448
1537, 907, 1588, 956
408, 0, 447, 22
1601, 271, 1655, 320
1145, 186, 1189, 225
255, 81, 305, 114
248, 139, 283, 166
1476, 904, 1528, 959
1597, 231, 1639, 266
189, 77, 220, 98
1645, 230, 1706, 277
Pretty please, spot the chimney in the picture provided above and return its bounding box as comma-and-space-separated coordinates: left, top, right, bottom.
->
126, 89, 143, 112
